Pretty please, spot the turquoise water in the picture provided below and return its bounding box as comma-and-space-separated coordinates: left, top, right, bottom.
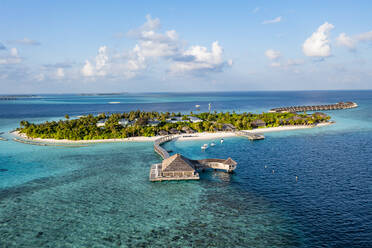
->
0, 91, 371, 247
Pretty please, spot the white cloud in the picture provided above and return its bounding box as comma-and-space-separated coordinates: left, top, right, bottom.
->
10, 38, 41, 46
10, 48, 18, 57
356, 30, 372, 41
81, 46, 109, 77
34, 73, 45, 81
302, 22, 334, 57
95, 46, 109, 76
265, 49, 281, 60
262, 16, 282, 24
270, 62, 281, 67
170, 41, 230, 74
336, 33, 356, 49
253, 7, 260, 13
0, 57, 21, 65
81, 15, 232, 79
287, 59, 304, 66
335, 30, 372, 51
56, 68, 65, 78
0, 47, 22, 64
81, 60, 94, 77
142, 14, 160, 31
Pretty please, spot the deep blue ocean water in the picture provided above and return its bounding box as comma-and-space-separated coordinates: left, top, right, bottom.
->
0, 91, 371, 247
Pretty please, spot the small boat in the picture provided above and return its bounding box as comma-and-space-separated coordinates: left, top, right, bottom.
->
201, 144, 208, 150
109, 102, 120, 104
220, 138, 224, 144
210, 142, 215, 147
195, 105, 200, 108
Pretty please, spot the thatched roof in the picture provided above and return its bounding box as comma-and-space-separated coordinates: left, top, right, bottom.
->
169, 128, 180, 134
162, 154, 196, 172
181, 126, 196, 133
222, 123, 236, 131
223, 157, 237, 166
251, 119, 266, 125
313, 112, 327, 118
158, 130, 168, 136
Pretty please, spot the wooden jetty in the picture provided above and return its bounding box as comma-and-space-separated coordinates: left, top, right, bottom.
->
269, 102, 358, 113
150, 135, 237, 182
235, 130, 264, 140
153, 135, 178, 159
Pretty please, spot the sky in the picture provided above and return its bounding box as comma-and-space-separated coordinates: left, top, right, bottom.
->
1, 0, 372, 93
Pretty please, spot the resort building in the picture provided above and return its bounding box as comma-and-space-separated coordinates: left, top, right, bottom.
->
313, 112, 328, 118
160, 154, 200, 179
189, 116, 203, 123
119, 118, 133, 126
150, 153, 238, 182
96, 119, 106, 127
158, 130, 169, 136
181, 126, 196, 134
222, 123, 237, 132
251, 119, 266, 128
167, 117, 187, 123
148, 120, 160, 126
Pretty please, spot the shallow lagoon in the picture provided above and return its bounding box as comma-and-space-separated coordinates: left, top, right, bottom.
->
0, 91, 371, 247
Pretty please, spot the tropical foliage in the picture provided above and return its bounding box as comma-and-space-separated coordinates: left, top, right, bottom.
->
18, 111, 330, 140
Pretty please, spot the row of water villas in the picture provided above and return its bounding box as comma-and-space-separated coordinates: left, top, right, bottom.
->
269, 102, 358, 113
96, 116, 203, 127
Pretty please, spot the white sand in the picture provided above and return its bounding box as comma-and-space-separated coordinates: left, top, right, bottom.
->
12, 122, 333, 144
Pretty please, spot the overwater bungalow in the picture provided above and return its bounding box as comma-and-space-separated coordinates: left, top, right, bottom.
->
149, 153, 238, 181
160, 154, 200, 179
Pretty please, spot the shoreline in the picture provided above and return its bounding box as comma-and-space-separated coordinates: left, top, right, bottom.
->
11, 122, 333, 145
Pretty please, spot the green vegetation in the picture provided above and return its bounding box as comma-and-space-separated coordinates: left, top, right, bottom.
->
18, 111, 330, 140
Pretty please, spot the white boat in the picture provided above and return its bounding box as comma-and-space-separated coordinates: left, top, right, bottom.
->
220, 138, 224, 144
201, 144, 208, 150
109, 101, 120, 104
210, 142, 215, 147
195, 104, 200, 108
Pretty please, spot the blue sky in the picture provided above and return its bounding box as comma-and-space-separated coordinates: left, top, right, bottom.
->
1, 0, 372, 93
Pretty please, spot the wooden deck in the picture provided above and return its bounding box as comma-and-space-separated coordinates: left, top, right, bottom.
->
153, 135, 178, 159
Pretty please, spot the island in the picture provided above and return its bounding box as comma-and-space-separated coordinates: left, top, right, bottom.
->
16, 110, 331, 141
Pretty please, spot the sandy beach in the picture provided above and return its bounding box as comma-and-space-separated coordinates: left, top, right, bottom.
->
11, 122, 333, 145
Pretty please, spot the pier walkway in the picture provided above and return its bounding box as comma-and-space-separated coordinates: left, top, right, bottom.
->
269, 102, 358, 113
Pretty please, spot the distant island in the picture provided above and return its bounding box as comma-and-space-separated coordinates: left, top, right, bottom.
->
78, 93, 127, 96
0, 95, 39, 100
17, 111, 331, 141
